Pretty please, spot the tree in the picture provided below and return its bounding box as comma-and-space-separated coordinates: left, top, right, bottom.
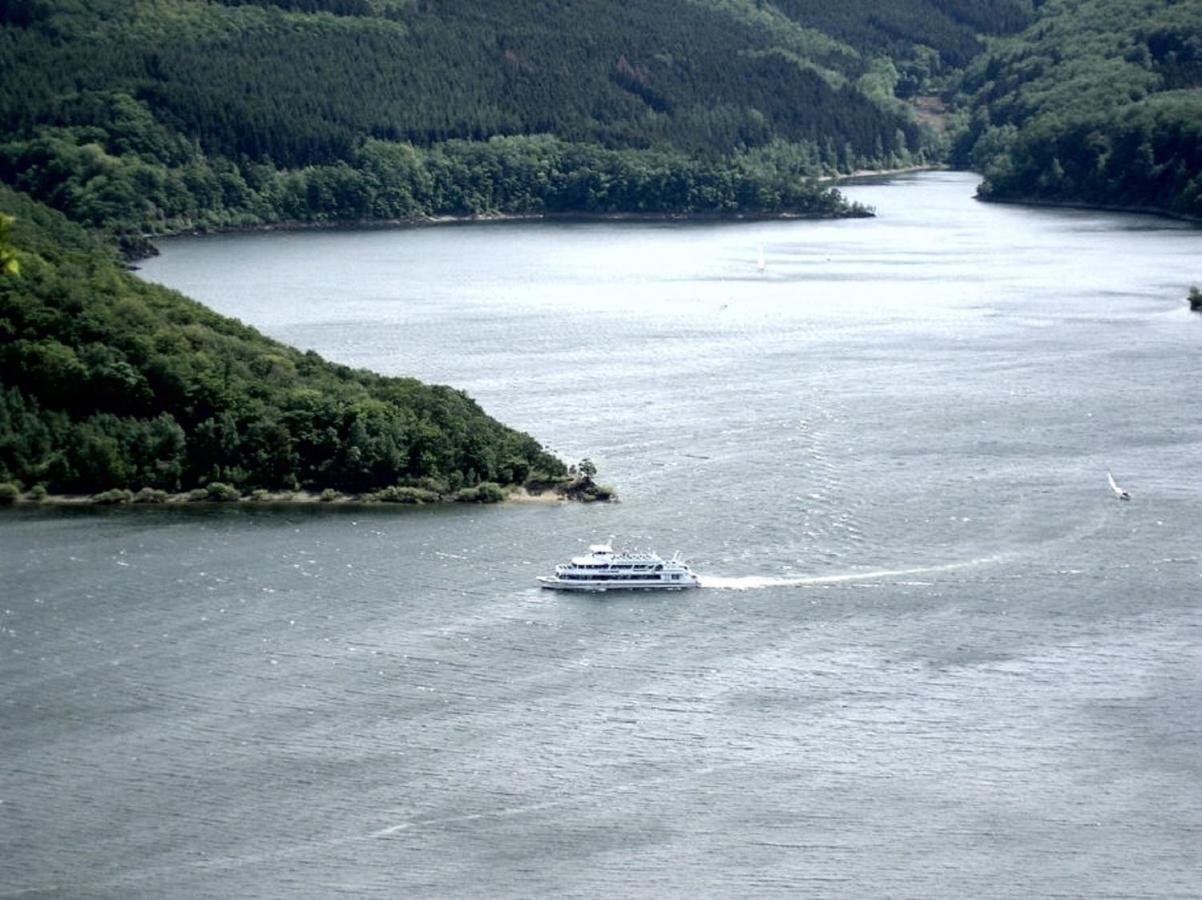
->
0, 214, 18, 276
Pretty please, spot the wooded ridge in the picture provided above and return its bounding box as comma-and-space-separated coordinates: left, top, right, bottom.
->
0, 186, 564, 498
953, 0, 1202, 218
2, 0, 1199, 500
0, 0, 1033, 237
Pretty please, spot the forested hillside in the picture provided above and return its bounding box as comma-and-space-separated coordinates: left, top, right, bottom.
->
1, 0, 1043, 500
955, 0, 1202, 217
17, 0, 1201, 499
0, 186, 564, 498
0, 0, 1030, 236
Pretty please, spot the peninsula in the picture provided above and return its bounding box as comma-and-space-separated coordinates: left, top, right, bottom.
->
0, 189, 571, 502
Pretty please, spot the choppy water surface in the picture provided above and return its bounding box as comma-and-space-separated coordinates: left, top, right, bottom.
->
3, 173, 1200, 897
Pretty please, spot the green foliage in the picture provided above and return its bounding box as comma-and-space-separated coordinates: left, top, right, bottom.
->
588, 483, 616, 502
319, 487, 337, 502
0, 481, 17, 504
133, 486, 168, 503
0, 214, 18, 276
91, 488, 133, 504
369, 485, 440, 503
1, 123, 871, 238
0, 186, 566, 495
770, 0, 1029, 72
557, 467, 617, 502
0, 0, 1027, 234
205, 482, 241, 501
456, 481, 505, 504
0, 0, 947, 165
955, 0, 1202, 217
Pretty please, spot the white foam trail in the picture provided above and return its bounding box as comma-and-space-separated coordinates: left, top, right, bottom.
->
371, 793, 598, 838
369, 751, 776, 839
698, 556, 1003, 590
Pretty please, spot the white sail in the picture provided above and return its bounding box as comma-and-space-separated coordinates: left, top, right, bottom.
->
1107, 471, 1131, 500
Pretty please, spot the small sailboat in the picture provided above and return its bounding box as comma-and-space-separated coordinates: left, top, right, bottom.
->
756, 243, 766, 273
1107, 471, 1131, 501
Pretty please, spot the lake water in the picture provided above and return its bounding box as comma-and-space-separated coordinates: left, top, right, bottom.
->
3, 172, 1200, 897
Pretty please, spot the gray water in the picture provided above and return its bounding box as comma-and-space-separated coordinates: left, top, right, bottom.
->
2, 172, 1200, 897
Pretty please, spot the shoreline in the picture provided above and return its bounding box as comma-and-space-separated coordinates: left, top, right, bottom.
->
121, 164, 955, 260
122, 171, 959, 259
130, 206, 863, 261
0, 483, 609, 509
818, 164, 948, 184
112, 168, 1202, 262
977, 191, 1202, 226
139, 202, 868, 246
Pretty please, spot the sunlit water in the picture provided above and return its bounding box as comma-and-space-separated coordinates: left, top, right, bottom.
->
2, 173, 1199, 897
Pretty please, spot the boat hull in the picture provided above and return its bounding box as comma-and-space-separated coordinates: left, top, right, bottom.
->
538, 576, 699, 592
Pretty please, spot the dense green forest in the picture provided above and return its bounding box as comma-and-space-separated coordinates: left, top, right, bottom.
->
0, 121, 871, 251
0, 0, 1032, 237
0, 186, 564, 498
955, 0, 1202, 217
6, 0, 1197, 225
4, 0, 1199, 499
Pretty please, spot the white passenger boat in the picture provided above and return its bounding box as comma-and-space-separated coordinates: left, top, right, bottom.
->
538, 542, 700, 592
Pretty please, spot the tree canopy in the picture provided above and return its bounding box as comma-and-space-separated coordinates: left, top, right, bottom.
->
0, 186, 564, 496
0, 0, 1032, 235
954, 0, 1202, 217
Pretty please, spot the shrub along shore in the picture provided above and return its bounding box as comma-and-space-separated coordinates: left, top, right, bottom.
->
0, 474, 616, 507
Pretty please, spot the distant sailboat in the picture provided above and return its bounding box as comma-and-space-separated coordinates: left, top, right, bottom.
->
756, 244, 766, 273
1107, 471, 1131, 500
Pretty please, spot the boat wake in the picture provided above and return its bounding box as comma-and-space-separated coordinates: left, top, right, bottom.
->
697, 556, 1004, 590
